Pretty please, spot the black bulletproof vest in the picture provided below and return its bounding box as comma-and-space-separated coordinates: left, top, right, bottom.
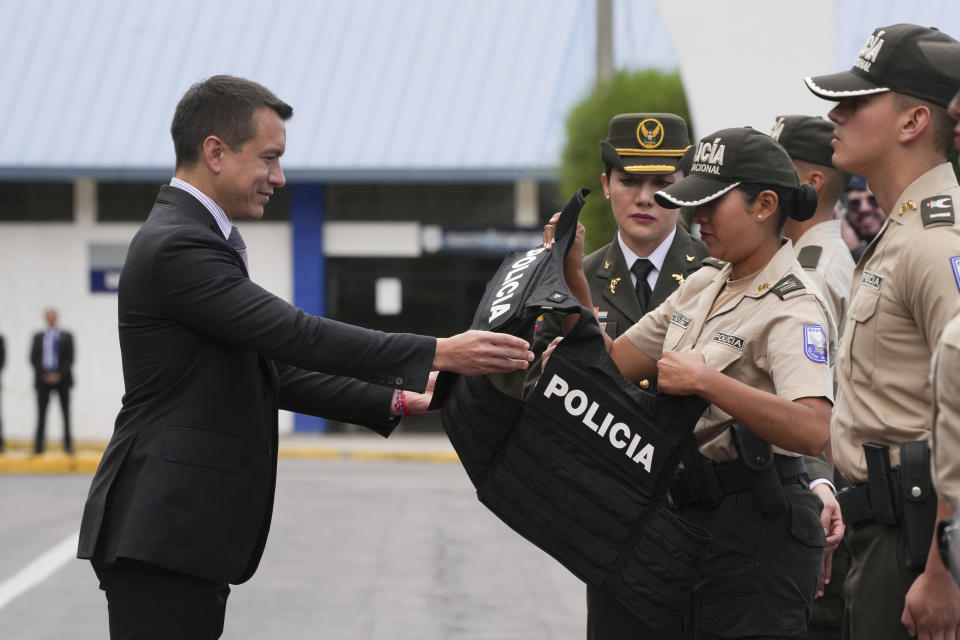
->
433, 189, 711, 630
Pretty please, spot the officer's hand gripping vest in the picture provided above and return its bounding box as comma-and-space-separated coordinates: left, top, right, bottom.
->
433, 189, 711, 630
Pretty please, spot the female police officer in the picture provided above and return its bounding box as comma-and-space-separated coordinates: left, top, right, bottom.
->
545, 126, 834, 638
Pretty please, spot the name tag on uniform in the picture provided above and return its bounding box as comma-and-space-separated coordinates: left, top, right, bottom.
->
712, 331, 744, 351
861, 271, 883, 289
670, 311, 693, 329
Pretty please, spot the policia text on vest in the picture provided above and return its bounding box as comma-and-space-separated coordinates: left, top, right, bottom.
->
431, 189, 711, 631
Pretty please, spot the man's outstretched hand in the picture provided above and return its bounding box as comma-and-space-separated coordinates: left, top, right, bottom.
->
434, 330, 534, 375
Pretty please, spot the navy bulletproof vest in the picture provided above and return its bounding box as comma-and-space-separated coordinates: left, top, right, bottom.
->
434, 189, 711, 631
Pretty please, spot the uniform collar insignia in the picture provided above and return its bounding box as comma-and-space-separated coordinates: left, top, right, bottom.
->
609, 277, 621, 295
897, 200, 918, 216
685, 254, 695, 262
672, 273, 685, 285
604, 260, 612, 270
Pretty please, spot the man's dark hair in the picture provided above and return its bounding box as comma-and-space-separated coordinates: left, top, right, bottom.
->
893, 93, 955, 159
794, 159, 851, 211
171, 75, 293, 169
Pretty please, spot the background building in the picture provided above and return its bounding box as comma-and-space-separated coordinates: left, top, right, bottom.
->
0, 0, 957, 441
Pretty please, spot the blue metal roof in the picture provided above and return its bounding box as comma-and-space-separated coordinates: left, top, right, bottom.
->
0, 0, 677, 180
1, 0, 957, 181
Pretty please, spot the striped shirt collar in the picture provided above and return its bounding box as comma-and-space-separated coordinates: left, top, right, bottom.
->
169, 177, 232, 240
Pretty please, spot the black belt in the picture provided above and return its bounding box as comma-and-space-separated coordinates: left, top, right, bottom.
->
669, 454, 806, 508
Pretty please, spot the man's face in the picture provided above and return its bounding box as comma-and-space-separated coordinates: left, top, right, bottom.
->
949, 90, 960, 151
601, 168, 679, 252
827, 92, 899, 177
45, 309, 57, 327
846, 188, 886, 239
217, 108, 286, 221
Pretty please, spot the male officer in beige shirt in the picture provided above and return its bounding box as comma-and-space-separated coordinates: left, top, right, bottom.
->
805, 23, 960, 640
921, 24, 960, 507
770, 115, 855, 336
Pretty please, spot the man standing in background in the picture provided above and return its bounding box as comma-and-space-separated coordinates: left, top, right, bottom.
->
30, 307, 74, 454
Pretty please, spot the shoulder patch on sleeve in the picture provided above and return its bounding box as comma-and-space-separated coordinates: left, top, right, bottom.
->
771, 274, 805, 299
921, 196, 955, 227
951, 256, 960, 293
797, 245, 822, 270
701, 257, 726, 269
803, 324, 828, 364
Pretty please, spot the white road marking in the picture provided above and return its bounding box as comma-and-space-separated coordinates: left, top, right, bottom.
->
0, 531, 79, 611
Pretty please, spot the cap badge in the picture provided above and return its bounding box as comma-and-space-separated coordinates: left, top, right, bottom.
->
769, 117, 786, 141
897, 200, 918, 217
672, 273, 685, 285
609, 277, 621, 294
855, 29, 885, 73
636, 118, 665, 149
691, 137, 725, 175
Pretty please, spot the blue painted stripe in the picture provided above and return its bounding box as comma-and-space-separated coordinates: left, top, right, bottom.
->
290, 183, 328, 433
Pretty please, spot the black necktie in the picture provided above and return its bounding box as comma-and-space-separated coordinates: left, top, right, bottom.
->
630, 259, 654, 312
227, 225, 249, 269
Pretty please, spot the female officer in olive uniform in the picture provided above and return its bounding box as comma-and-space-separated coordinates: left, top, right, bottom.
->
547, 127, 834, 638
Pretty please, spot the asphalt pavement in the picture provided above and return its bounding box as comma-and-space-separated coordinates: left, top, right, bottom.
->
0, 436, 586, 639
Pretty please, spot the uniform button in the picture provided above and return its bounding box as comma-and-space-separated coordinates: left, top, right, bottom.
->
639, 379, 650, 389
911, 486, 922, 498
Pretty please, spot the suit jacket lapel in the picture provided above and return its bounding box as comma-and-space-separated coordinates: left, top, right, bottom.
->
649, 227, 701, 309
594, 243, 645, 320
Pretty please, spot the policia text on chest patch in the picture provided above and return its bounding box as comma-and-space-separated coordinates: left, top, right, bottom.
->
433, 188, 710, 631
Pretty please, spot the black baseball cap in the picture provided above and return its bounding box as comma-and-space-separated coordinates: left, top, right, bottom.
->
654, 127, 799, 208
769, 115, 836, 168
600, 113, 691, 175
804, 24, 959, 107
919, 40, 960, 86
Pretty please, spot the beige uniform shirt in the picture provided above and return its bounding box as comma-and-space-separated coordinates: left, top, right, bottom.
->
932, 313, 960, 511
625, 241, 834, 463
832, 163, 960, 483
794, 220, 856, 336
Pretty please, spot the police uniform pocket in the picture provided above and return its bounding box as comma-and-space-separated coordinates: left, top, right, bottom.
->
789, 499, 827, 549
700, 340, 744, 374
845, 289, 880, 382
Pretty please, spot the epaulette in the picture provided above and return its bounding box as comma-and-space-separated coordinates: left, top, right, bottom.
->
701, 257, 726, 269
920, 195, 955, 228
770, 274, 805, 300
797, 245, 822, 270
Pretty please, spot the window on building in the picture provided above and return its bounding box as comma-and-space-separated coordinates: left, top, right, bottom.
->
0, 181, 73, 221
97, 182, 291, 222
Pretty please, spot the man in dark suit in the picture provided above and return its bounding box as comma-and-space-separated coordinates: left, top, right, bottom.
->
30, 307, 74, 454
77, 75, 533, 640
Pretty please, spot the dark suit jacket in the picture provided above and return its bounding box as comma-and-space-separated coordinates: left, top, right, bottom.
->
526, 226, 708, 396
30, 329, 74, 389
78, 186, 436, 584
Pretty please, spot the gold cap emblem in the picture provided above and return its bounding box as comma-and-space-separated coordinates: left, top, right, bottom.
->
636, 118, 664, 149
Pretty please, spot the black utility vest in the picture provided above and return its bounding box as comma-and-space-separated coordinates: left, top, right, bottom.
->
433, 189, 711, 630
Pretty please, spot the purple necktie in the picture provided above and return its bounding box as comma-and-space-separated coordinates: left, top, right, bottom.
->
227, 225, 249, 269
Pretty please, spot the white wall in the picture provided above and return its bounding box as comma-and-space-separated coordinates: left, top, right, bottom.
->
653, 0, 837, 139
0, 219, 293, 444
